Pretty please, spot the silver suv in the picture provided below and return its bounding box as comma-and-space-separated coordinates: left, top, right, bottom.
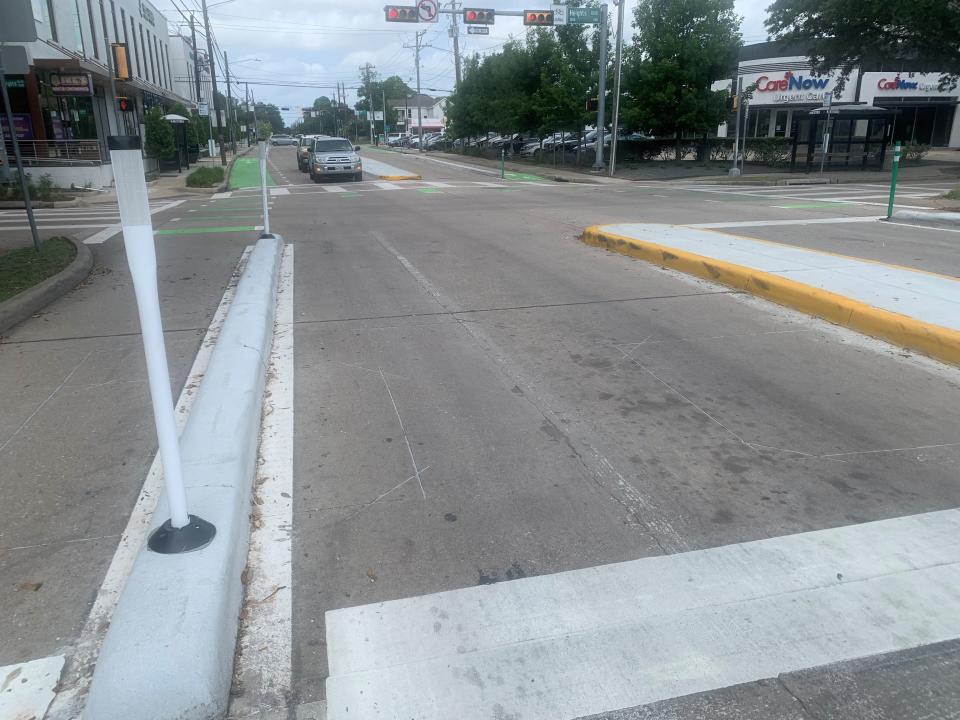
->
309, 137, 363, 183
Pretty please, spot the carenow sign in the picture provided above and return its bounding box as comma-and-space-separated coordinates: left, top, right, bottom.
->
741, 69, 858, 106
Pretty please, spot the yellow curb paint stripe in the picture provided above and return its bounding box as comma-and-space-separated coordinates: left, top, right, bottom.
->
378, 174, 422, 181
581, 225, 960, 366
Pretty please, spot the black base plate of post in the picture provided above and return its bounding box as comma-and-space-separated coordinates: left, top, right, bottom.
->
148, 515, 217, 554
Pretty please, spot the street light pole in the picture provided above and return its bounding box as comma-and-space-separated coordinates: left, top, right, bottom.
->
609, 0, 626, 176
200, 0, 227, 166
592, 3, 609, 170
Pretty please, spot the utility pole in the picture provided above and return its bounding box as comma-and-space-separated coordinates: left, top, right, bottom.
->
382, 87, 387, 139
592, 3, 609, 170
225, 52, 236, 153
404, 30, 426, 151
449, 1, 462, 88
200, 0, 227, 165
608, 0, 625, 176
247, 82, 258, 142
190, 15, 202, 107
361, 63, 376, 143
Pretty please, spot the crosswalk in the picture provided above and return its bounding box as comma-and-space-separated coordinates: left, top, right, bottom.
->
0, 199, 186, 243
210, 179, 569, 199
672, 181, 949, 209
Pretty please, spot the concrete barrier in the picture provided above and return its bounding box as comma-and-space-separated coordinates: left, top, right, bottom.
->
889, 210, 960, 230
84, 235, 284, 720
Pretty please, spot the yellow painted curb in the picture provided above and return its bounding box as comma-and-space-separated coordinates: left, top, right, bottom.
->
379, 174, 422, 181
582, 225, 960, 366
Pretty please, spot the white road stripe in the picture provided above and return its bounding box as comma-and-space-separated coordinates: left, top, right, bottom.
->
373, 181, 402, 190
269, 187, 291, 196
323, 185, 347, 193
691, 216, 883, 228
326, 509, 960, 720
82, 199, 188, 245
212, 191, 233, 199
471, 181, 504, 187
422, 181, 453, 188
0, 224, 119, 230
45, 247, 253, 720
230, 244, 294, 716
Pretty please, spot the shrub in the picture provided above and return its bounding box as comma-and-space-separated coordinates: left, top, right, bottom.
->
144, 106, 175, 159
744, 137, 792, 167
902, 143, 929, 162
186, 166, 225, 187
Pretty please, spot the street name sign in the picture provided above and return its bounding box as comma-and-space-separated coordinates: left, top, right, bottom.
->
568, 6, 601, 23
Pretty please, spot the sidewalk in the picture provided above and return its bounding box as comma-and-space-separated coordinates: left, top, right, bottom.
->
388, 146, 960, 186
582, 222, 960, 365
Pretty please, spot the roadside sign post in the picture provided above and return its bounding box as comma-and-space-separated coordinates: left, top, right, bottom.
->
819, 93, 833, 176
887, 141, 901, 219
501, 147, 506, 179
108, 136, 215, 554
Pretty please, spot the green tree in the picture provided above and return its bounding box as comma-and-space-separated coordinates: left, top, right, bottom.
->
144, 107, 175, 158
622, 0, 741, 156
766, 0, 960, 86
256, 103, 284, 132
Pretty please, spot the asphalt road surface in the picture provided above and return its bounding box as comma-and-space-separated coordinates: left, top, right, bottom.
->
253, 148, 960, 715
3, 145, 959, 719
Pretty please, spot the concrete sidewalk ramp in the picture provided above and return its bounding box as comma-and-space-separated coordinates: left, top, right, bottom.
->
583, 223, 960, 365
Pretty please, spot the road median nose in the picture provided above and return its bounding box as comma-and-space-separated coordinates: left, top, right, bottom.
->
84, 234, 284, 720
360, 154, 421, 180
582, 223, 960, 366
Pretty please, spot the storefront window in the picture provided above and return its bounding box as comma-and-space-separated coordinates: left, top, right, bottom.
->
37, 73, 97, 140
773, 110, 788, 137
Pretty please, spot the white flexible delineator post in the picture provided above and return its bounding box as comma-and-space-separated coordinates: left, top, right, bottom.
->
260, 141, 271, 236
109, 138, 190, 531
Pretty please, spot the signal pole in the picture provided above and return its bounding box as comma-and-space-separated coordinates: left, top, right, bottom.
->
361, 63, 376, 143
190, 15, 202, 107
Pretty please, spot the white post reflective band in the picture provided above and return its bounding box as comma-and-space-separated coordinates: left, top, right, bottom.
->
110, 140, 190, 530
260, 142, 271, 235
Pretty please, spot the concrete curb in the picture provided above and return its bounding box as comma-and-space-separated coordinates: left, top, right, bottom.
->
888, 210, 960, 230
0, 237, 93, 336
84, 235, 284, 720
582, 226, 960, 366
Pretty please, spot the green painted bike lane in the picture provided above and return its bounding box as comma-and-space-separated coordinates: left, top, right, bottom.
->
229, 156, 276, 190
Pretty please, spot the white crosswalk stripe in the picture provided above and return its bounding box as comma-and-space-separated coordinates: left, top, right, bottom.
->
323, 186, 347, 193
0, 199, 187, 243
373, 181, 402, 190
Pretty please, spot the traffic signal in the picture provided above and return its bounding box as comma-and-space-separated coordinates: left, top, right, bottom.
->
586, 98, 598, 112
463, 8, 494, 24
523, 10, 554, 25
116, 96, 133, 112
385, 5, 419, 22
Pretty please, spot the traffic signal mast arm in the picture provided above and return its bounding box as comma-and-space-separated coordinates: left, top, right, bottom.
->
385, 4, 530, 21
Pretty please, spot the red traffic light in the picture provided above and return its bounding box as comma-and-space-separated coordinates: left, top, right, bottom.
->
463, 7, 494, 24
384, 5, 418, 22
116, 96, 132, 112
523, 10, 554, 26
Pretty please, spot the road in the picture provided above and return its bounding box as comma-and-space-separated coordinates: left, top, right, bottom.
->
2, 146, 959, 719
255, 148, 960, 716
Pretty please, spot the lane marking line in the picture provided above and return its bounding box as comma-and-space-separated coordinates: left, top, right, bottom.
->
44, 248, 253, 720
374, 181, 402, 190
269, 188, 291, 196
323, 185, 347, 193
230, 244, 294, 716
83, 199, 187, 245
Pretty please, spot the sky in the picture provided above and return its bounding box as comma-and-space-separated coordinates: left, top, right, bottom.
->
155, 0, 773, 126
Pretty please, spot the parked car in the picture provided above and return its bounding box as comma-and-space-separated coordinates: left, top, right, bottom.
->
270, 134, 296, 146
309, 137, 363, 183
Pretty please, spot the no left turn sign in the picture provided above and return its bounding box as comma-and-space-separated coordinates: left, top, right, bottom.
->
418, 0, 439, 22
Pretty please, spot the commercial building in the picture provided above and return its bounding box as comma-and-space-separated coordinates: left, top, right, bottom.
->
717, 42, 960, 150
2, 0, 201, 188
